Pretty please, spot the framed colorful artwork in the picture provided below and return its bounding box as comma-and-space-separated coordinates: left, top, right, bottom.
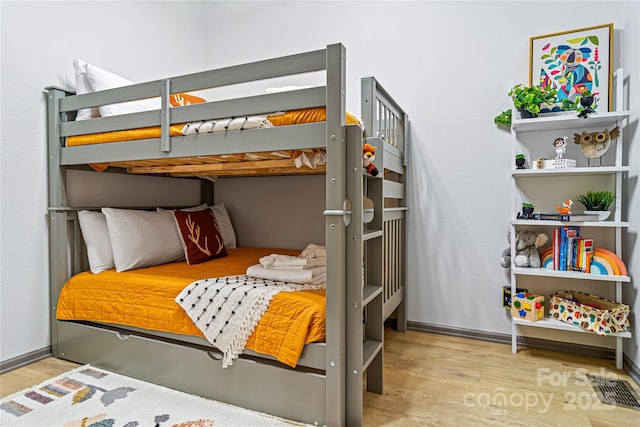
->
529, 23, 613, 112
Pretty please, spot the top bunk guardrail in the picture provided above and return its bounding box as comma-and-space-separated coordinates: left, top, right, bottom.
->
48, 44, 349, 168
361, 76, 408, 159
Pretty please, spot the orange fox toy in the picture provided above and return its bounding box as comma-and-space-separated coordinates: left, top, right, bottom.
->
363, 143, 379, 176
556, 199, 573, 215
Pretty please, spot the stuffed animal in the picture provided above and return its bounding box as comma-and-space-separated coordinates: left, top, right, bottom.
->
513, 230, 548, 268
500, 230, 549, 269
363, 143, 379, 176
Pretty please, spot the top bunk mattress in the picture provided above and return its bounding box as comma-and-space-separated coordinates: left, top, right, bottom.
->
56, 246, 326, 368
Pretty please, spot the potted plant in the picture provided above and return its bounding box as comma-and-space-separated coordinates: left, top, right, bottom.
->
517, 202, 535, 219
515, 153, 526, 169
577, 90, 595, 118
577, 190, 615, 220
494, 109, 512, 127
508, 84, 558, 118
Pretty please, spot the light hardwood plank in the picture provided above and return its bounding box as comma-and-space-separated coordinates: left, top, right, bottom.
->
0, 358, 80, 398
363, 330, 640, 426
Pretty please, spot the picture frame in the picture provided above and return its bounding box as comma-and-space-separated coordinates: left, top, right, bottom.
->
529, 23, 613, 113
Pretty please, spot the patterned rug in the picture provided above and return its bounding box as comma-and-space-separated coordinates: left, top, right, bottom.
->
0, 365, 307, 426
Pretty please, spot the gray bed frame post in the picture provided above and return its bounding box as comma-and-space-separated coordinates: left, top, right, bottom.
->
46, 87, 70, 357
324, 43, 347, 427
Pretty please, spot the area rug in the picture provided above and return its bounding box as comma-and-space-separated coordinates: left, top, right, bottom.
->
0, 365, 308, 426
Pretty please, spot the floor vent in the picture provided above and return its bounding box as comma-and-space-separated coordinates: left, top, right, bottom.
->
588, 374, 640, 411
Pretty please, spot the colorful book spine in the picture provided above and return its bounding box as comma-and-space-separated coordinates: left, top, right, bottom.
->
552, 228, 560, 270
583, 238, 594, 273
552, 226, 580, 271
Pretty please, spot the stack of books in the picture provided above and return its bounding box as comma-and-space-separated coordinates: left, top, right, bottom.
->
551, 226, 594, 273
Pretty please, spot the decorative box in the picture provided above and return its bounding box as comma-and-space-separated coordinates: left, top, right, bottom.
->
549, 291, 630, 336
544, 159, 576, 169
511, 292, 544, 322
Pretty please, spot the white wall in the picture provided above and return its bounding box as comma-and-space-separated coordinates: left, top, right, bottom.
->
0, 1, 210, 362
1, 1, 638, 369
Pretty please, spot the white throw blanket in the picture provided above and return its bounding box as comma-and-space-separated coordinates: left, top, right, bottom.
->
175, 275, 324, 368
182, 116, 273, 135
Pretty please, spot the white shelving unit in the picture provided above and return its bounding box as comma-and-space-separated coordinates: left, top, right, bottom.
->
509, 69, 631, 369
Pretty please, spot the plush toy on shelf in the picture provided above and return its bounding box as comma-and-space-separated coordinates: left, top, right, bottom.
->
363, 143, 379, 176
500, 230, 549, 269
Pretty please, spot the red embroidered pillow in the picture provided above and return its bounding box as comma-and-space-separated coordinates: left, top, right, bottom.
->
173, 208, 227, 265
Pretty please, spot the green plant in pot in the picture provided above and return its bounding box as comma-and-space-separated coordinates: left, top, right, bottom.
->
494, 109, 512, 127
577, 190, 615, 221
515, 153, 526, 169
517, 202, 535, 219
508, 84, 558, 118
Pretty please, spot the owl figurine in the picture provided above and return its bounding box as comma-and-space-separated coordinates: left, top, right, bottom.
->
573, 126, 620, 159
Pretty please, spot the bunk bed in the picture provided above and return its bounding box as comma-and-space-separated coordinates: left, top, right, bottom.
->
47, 44, 409, 426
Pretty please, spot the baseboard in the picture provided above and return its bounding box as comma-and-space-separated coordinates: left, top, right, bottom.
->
624, 355, 640, 386
0, 346, 51, 374
403, 320, 617, 360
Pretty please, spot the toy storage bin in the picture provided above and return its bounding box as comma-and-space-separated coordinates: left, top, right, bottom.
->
549, 291, 630, 336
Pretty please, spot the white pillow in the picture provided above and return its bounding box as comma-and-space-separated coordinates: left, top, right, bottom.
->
85, 63, 161, 117
210, 203, 237, 249
102, 208, 184, 272
73, 59, 100, 121
158, 203, 236, 249
77, 210, 115, 274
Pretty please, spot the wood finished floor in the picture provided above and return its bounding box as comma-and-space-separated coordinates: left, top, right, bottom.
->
2, 329, 639, 426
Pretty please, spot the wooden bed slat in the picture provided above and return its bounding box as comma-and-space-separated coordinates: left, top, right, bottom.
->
126, 158, 312, 174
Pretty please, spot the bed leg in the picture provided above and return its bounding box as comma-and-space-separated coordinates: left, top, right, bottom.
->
396, 299, 407, 332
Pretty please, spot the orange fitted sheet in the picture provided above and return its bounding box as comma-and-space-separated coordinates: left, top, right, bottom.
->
66, 124, 186, 147
56, 247, 326, 367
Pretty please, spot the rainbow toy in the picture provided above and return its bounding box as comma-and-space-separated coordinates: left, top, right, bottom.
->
542, 246, 626, 276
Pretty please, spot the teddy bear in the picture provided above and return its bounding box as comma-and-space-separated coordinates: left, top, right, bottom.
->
500, 230, 549, 269
363, 143, 379, 176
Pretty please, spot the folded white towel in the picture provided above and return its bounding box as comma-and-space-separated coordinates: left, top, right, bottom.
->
260, 254, 326, 268
246, 264, 326, 286
182, 116, 273, 135
300, 243, 326, 259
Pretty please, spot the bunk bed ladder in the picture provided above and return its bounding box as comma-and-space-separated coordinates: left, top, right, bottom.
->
345, 125, 384, 426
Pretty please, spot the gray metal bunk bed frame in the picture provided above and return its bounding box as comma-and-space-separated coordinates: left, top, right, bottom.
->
46, 44, 408, 426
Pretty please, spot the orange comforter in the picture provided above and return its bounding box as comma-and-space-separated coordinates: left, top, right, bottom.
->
56, 247, 326, 367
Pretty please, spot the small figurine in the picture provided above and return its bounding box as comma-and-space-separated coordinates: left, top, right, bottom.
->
553, 136, 568, 159
573, 126, 619, 165
556, 199, 573, 215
